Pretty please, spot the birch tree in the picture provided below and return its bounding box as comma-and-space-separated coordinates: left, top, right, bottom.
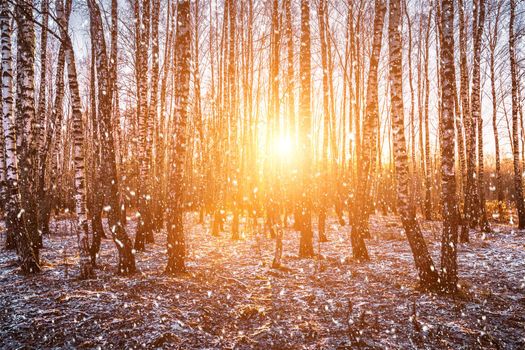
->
439, 0, 458, 293
471, 0, 490, 232
388, 0, 439, 290
350, 0, 386, 261
488, 0, 504, 219
134, 0, 154, 251
509, 0, 525, 229
16, 0, 40, 253
460, 0, 477, 241
1, 0, 40, 272
166, 0, 191, 273
88, 0, 136, 274
36, 0, 48, 236
39, 0, 70, 238
57, 0, 95, 278
298, 0, 314, 258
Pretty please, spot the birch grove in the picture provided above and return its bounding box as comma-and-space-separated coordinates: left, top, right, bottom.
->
0, 0, 522, 298
1, 0, 525, 347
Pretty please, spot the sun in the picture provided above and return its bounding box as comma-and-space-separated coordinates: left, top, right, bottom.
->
274, 136, 294, 158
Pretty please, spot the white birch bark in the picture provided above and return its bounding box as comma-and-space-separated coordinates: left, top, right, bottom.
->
57, 0, 95, 278
1, 0, 39, 272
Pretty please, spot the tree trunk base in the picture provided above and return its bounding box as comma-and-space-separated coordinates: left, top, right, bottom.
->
20, 259, 41, 274
5, 233, 16, 250
165, 265, 188, 275
117, 249, 136, 275
134, 232, 146, 252
211, 210, 222, 237
459, 225, 469, 243
351, 227, 369, 261
79, 264, 96, 279
299, 232, 314, 258
231, 211, 240, 240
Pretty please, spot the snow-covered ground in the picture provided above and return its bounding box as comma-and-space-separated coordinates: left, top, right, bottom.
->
1, 214, 524, 349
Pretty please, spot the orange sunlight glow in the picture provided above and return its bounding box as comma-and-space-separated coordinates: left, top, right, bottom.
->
274, 136, 294, 158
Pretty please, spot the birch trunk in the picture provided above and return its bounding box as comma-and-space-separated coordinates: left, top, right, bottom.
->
150, 0, 162, 230
88, 0, 136, 274
351, 0, 386, 261
57, 0, 95, 278
0, 69, 5, 212
423, 12, 432, 220
318, 0, 329, 243
404, 1, 417, 210
509, 0, 525, 229
43, 0, 70, 239
298, 0, 314, 258
488, 2, 503, 220
471, 0, 490, 232
16, 0, 41, 254
460, 0, 477, 241
36, 0, 49, 236
284, 0, 295, 141
1, 0, 40, 272
388, 0, 439, 290
439, 0, 459, 293
166, 0, 191, 273
134, 0, 154, 251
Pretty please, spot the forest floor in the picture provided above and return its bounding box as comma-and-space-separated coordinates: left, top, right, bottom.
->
1, 213, 524, 349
